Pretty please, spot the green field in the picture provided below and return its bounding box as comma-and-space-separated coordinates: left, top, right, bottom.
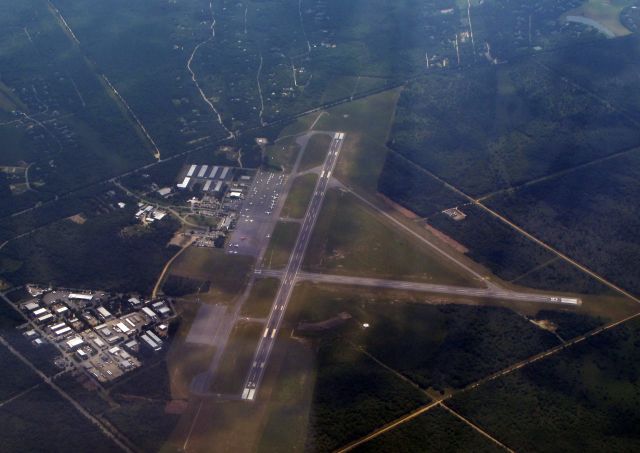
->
298, 134, 332, 172
263, 222, 300, 270
303, 189, 480, 287
281, 174, 318, 219
165, 247, 254, 303
241, 278, 280, 318
318, 88, 402, 194
257, 339, 317, 452
211, 321, 263, 395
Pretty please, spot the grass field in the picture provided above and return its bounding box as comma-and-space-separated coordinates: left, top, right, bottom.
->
211, 321, 263, 395
299, 134, 333, 172
263, 222, 300, 269
303, 189, 480, 287
241, 278, 280, 318
317, 88, 402, 194
281, 174, 318, 219
257, 338, 317, 452
164, 247, 254, 304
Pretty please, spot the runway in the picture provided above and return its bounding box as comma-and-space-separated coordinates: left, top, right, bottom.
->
241, 132, 345, 400
258, 270, 581, 305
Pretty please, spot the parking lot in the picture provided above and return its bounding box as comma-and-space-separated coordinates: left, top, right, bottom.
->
227, 171, 287, 257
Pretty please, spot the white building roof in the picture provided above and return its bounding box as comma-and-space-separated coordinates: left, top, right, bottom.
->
96, 306, 112, 319
54, 326, 72, 336
177, 176, 191, 189
69, 293, 93, 301
66, 336, 84, 348
142, 307, 157, 318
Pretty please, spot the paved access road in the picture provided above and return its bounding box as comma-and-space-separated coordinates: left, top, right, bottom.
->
258, 270, 581, 305
241, 132, 345, 400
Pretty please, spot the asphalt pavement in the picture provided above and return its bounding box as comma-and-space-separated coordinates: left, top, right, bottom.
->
241, 132, 345, 400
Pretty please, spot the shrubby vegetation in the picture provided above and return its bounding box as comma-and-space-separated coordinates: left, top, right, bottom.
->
0, 385, 119, 452
389, 61, 639, 197
0, 205, 179, 293
449, 319, 640, 452
354, 406, 502, 453
305, 339, 429, 452
290, 285, 563, 392
487, 150, 640, 295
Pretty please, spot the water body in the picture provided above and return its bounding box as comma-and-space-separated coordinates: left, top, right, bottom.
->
565, 15, 616, 38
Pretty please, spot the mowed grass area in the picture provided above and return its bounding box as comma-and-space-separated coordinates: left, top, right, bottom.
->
303, 189, 480, 287
263, 221, 299, 269
288, 283, 565, 393
241, 278, 280, 318
164, 246, 254, 304
315, 88, 402, 194
257, 338, 317, 452
211, 321, 263, 395
281, 174, 317, 219
563, 0, 633, 37
298, 133, 332, 172
449, 317, 640, 452
353, 406, 503, 453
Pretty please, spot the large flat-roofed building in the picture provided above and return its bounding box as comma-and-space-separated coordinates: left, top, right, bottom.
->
36, 313, 54, 324
66, 336, 84, 350
142, 307, 157, 321
197, 165, 208, 178
140, 334, 161, 352
69, 293, 93, 301
96, 306, 113, 321
177, 176, 191, 189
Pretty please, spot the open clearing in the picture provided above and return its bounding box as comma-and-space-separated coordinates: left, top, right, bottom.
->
298, 134, 333, 172
303, 189, 481, 287
262, 221, 300, 269
281, 174, 318, 219
563, 0, 633, 37
163, 247, 253, 303
241, 278, 280, 318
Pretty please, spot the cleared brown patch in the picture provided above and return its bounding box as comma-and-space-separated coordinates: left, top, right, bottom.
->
169, 232, 192, 247
530, 319, 559, 333
423, 223, 469, 254
378, 193, 419, 219
67, 213, 87, 224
